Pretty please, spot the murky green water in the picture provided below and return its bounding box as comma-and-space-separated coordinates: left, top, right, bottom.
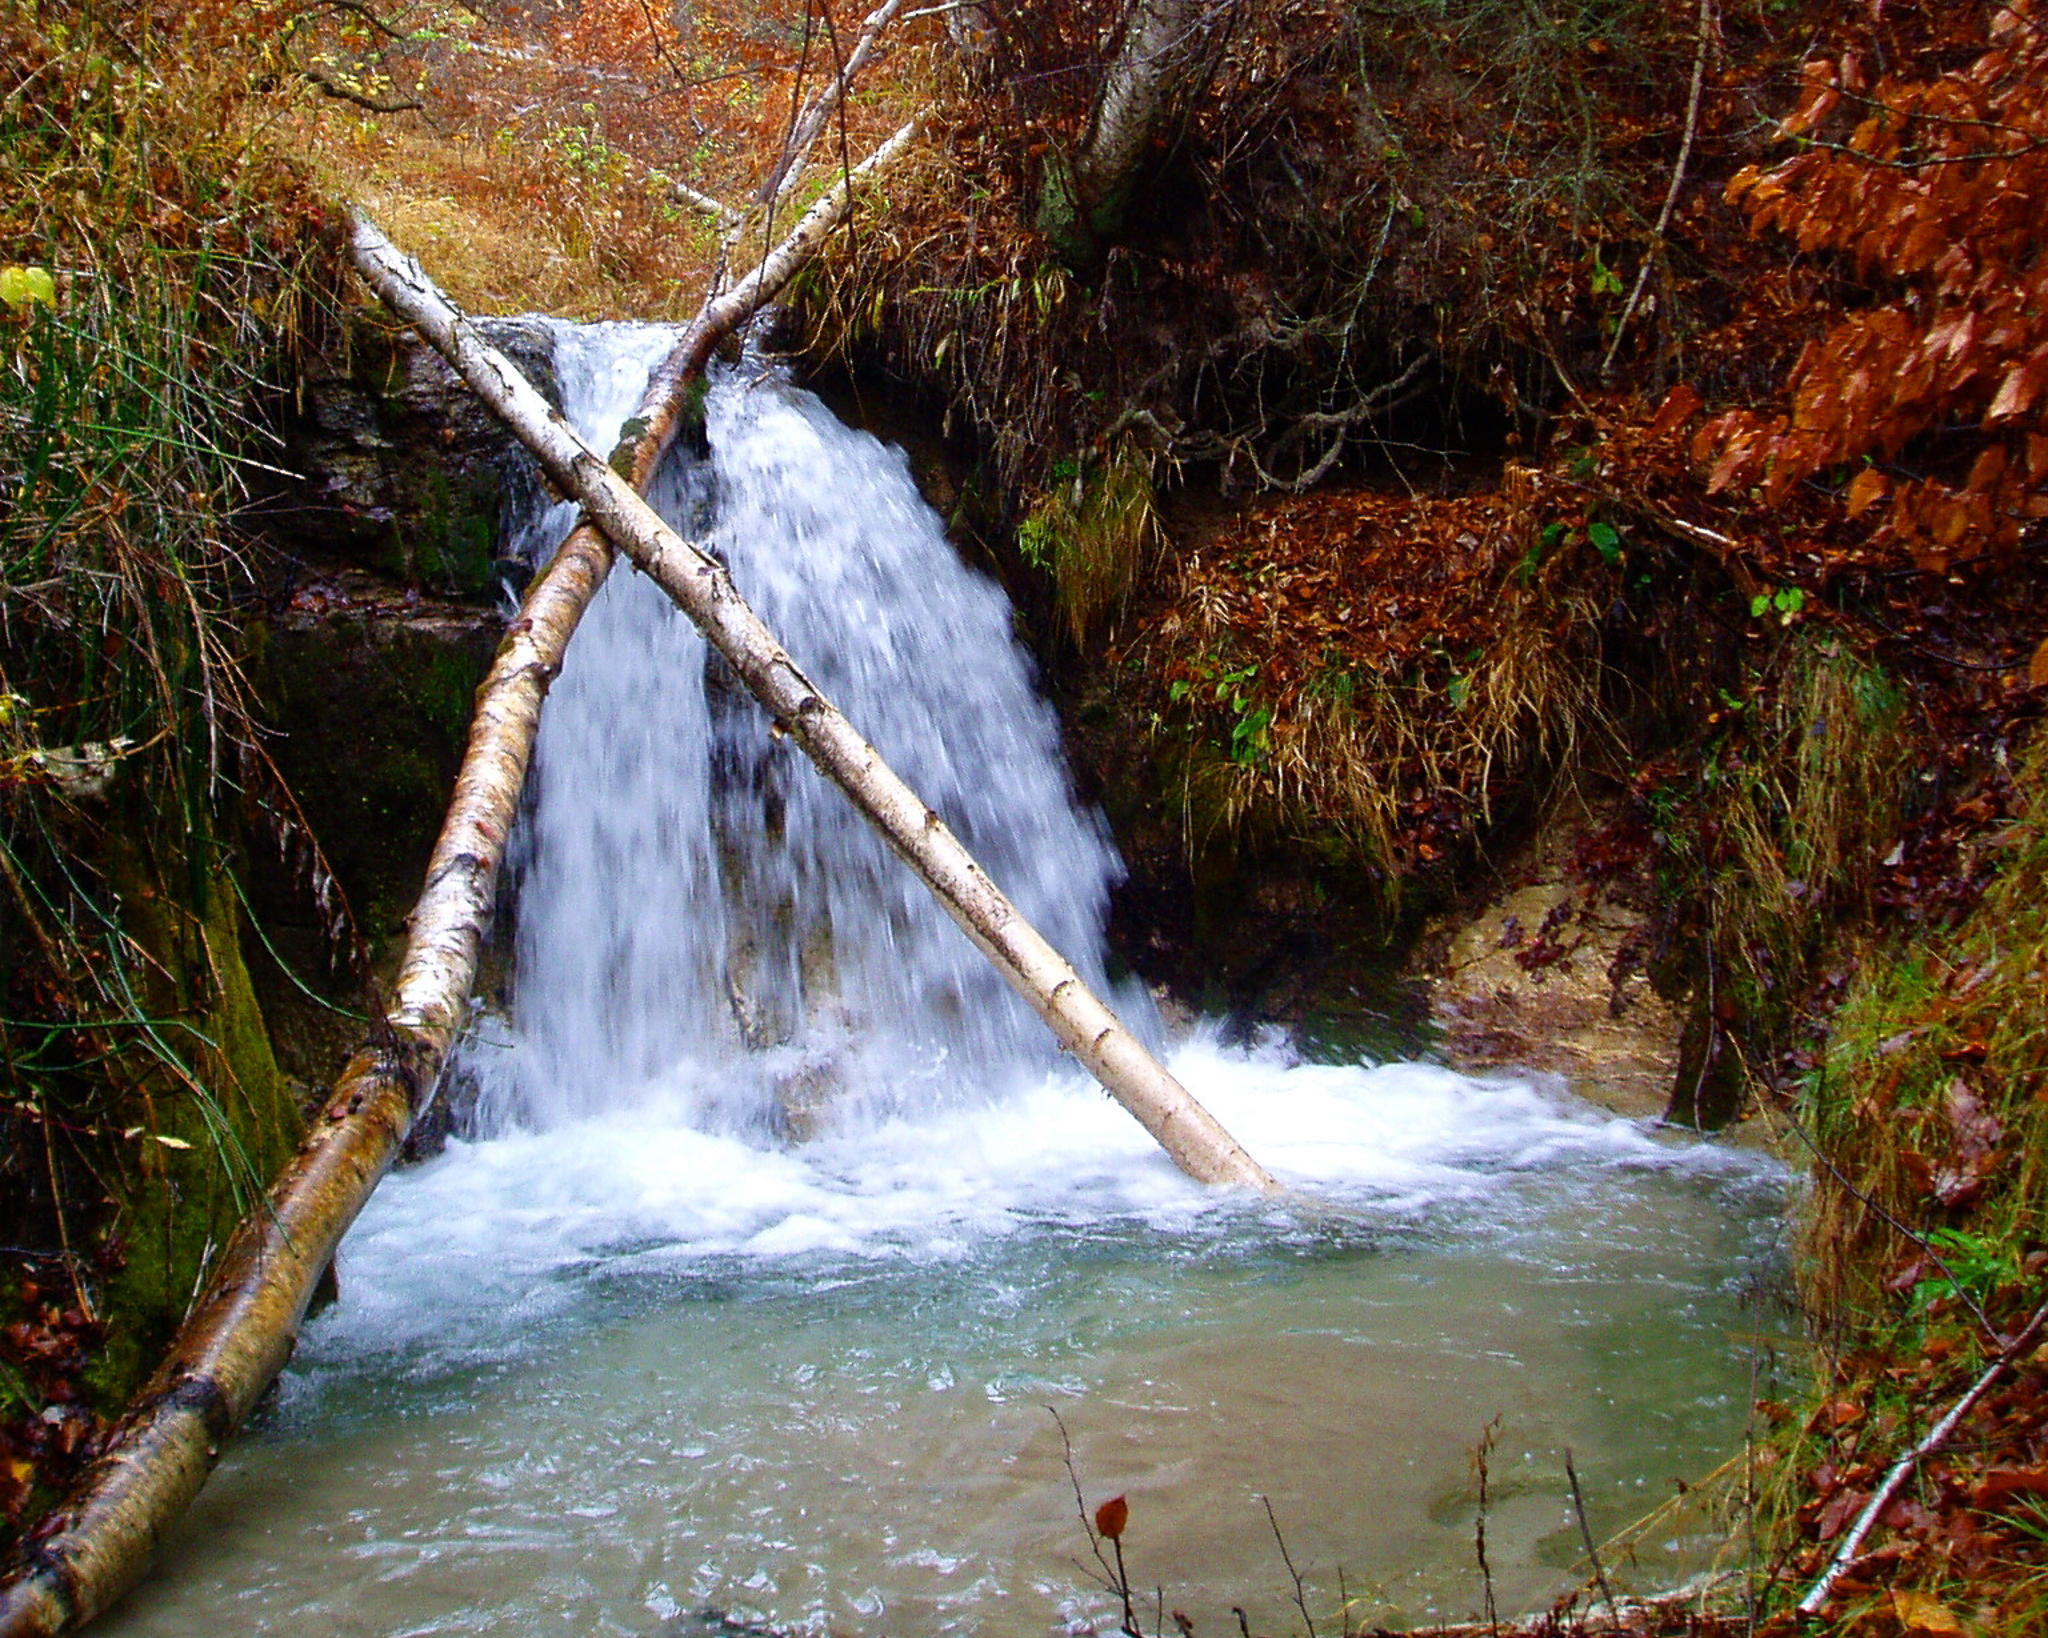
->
100, 1050, 1783, 1637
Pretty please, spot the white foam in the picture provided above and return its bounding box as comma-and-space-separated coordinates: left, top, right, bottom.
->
318, 1027, 1771, 1369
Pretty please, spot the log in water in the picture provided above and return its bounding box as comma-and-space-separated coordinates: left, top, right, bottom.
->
97, 329, 1783, 1636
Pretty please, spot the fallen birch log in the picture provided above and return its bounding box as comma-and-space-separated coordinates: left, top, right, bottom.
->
752, 0, 906, 208
0, 125, 923, 1638
1797, 1297, 2048, 1617
349, 214, 1280, 1199
0, 486, 607, 1638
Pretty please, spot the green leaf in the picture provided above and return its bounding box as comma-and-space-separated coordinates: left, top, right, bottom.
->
1750, 592, 1772, 619
1587, 520, 1622, 563
0, 264, 56, 311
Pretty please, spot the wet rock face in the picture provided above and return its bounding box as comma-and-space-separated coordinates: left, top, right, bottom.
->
263, 312, 560, 601
241, 317, 556, 1059
1420, 795, 1682, 1120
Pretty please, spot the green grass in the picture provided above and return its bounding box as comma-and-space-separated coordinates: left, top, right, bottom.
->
0, 0, 343, 1440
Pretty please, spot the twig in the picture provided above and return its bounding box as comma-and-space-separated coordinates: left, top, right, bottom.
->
1601, 0, 1716, 380
1110, 1533, 1140, 1638
1771, 131, 2048, 168
1260, 1495, 1316, 1638
1473, 1417, 1502, 1635
1743, 1296, 1760, 1638
297, 0, 415, 43
297, 61, 424, 114
1796, 1298, 2048, 1616
1048, 1406, 1127, 1602
758, 0, 905, 208
631, 0, 699, 93
1564, 1450, 1618, 1624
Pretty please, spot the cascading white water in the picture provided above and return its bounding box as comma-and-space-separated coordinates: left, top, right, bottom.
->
90, 323, 1789, 1638
469, 325, 1138, 1137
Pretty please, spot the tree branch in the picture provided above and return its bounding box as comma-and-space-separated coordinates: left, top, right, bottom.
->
1602, 0, 1716, 380
1797, 1298, 2048, 1617
298, 60, 424, 112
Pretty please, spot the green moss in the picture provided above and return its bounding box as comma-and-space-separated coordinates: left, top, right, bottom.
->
414, 643, 487, 744
374, 467, 501, 598
251, 613, 495, 949
82, 850, 304, 1412
679, 374, 711, 441
415, 466, 502, 599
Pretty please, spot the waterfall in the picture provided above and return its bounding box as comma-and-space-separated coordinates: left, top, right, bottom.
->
463, 324, 1140, 1139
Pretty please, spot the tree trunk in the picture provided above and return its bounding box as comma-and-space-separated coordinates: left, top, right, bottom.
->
0, 125, 919, 1638
1040, 0, 1215, 257
349, 214, 1281, 1199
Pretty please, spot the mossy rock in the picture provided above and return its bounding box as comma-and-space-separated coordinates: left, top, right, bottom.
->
260, 312, 562, 602
246, 600, 500, 981
83, 849, 306, 1410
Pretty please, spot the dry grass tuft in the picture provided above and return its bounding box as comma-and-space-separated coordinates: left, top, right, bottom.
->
1102, 468, 1615, 897
295, 115, 720, 317
1016, 437, 1162, 644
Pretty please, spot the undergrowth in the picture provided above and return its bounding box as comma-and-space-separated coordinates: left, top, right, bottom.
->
1648, 632, 1919, 1127
801, 0, 1812, 502
1734, 730, 2048, 1632
1108, 468, 1614, 904
0, 0, 349, 1535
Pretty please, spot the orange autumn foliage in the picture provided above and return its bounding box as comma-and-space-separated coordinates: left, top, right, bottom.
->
1699, 0, 2048, 572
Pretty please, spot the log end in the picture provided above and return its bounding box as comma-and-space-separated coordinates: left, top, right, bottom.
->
0, 1562, 73, 1638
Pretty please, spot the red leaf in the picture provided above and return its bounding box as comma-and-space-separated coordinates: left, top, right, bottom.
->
1816, 1486, 1869, 1541
1971, 1466, 2048, 1507
1095, 1494, 1129, 1541
1845, 467, 1890, 518
1645, 383, 1703, 440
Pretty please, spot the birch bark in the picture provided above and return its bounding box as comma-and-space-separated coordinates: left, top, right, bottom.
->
0, 121, 921, 1638
350, 215, 1279, 1199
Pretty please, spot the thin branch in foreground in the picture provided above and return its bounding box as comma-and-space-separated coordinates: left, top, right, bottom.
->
1048, 1405, 1125, 1601
1563, 1450, 1617, 1621
1601, 0, 1717, 379
1260, 1493, 1316, 1638
1796, 1297, 2048, 1617
1472, 1416, 1502, 1635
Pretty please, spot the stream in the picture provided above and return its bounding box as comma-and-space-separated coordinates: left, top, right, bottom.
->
100, 326, 1784, 1637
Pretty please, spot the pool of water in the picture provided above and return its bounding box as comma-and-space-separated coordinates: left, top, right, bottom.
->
101, 1032, 1784, 1637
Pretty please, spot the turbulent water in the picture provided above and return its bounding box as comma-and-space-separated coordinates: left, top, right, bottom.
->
96, 324, 1785, 1638
472, 324, 1138, 1138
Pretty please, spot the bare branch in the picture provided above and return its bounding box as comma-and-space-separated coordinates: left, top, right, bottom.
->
1602, 0, 1716, 380
298, 60, 424, 112
1798, 1299, 2048, 1617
